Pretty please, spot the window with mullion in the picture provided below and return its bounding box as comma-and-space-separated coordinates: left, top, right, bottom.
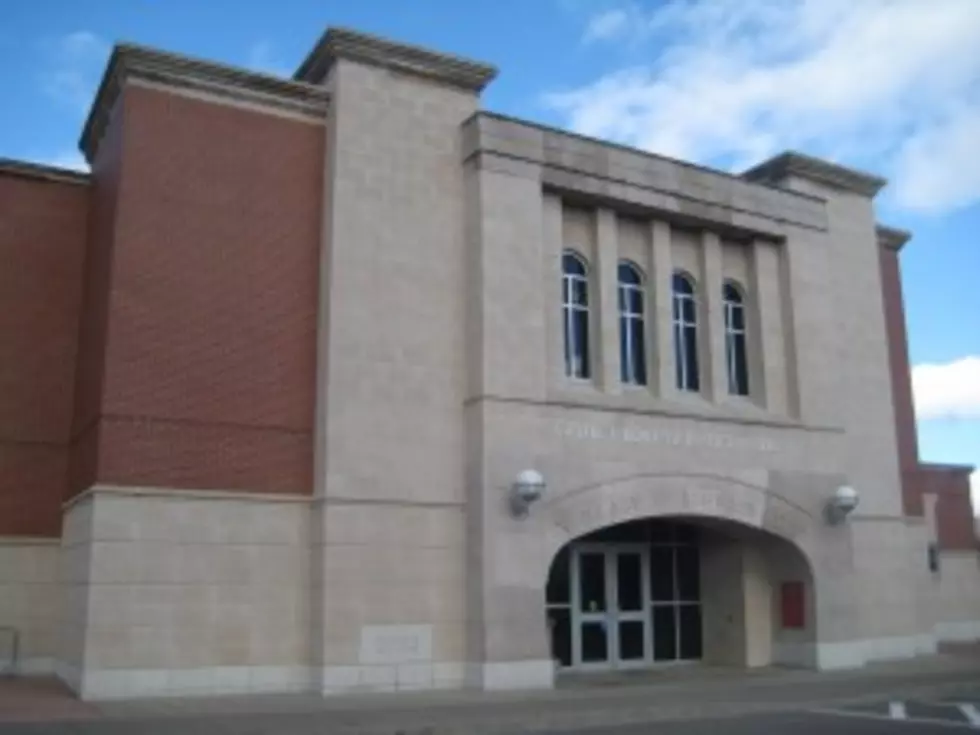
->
562, 251, 591, 379
672, 272, 699, 392
618, 261, 646, 385
723, 282, 749, 396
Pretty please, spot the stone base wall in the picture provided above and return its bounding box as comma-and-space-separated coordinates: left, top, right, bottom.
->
60, 487, 312, 699
313, 501, 469, 694
934, 552, 980, 643
7, 486, 978, 700
0, 537, 60, 674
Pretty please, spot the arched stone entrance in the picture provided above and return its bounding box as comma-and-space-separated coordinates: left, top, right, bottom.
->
466, 470, 859, 690
544, 516, 816, 673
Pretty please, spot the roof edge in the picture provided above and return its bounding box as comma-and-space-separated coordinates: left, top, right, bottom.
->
80, 43, 330, 164
876, 224, 913, 251
917, 461, 976, 475
294, 27, 497, 93
0, 157, 90, 186
741, 151, 887, 198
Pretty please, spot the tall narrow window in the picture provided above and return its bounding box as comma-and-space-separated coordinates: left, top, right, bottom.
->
723, 281, 749, 396
672, 272, 699, 392
562, 251, 590, 379
618, 261, 646, 385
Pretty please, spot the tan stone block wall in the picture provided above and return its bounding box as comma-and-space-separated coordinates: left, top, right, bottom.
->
743, 545, 773, 667
562, 207, 597, 262
316, 502, 466, 689
722, 240, 750, 287
935, 553, 980, 626
849, 520, 921, 639
782, 180, 902, 516
59, 496, 95, 690
671, 229, 701, 280
700, 535, 746, 666
63, 489, 311, 698
617, 217, 651, 271
313, 57, 478, 691
0, 538, 60, 672
316, 58, 477, 508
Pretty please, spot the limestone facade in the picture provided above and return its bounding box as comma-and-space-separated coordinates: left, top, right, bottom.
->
0, 27, 976, 699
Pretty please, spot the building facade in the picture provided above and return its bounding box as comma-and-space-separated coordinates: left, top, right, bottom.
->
0, 27, 977, 700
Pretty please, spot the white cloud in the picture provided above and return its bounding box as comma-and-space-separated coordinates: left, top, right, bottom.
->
583, 7, 634, 43
548, 0, 980, 214
39, 31, 109, 113
893, 104, 980, 213
912, 356, 980, 420
245, 40, 288, 76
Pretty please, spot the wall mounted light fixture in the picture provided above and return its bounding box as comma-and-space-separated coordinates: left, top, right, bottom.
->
825, 485, 859, 524
511, 469, 546, 518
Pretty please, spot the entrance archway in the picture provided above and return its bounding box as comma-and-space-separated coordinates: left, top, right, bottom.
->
544, 516, 815, 672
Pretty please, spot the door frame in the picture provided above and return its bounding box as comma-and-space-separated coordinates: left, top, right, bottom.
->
569, 543, 652, 671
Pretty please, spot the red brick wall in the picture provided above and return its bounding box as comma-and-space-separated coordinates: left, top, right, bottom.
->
81, 86, 324, 495
935, 481, 976, 551
910, 464, 977, 551
0, 170, 89, 535
878, 246, 923, 516
69, 100, 124, 497
879, 244, 976, 541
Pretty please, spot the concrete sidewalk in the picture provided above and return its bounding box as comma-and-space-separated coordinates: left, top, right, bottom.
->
5, 653, 980, 734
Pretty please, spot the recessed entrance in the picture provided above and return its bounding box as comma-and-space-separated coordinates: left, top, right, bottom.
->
546, 519, 703, 671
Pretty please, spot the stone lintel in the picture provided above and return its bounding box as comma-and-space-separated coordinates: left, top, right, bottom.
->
876, 224, 913, 251
80, 44, 330, 164
742, 151, 887, 198
0, 157, 90, 186
294, 27, 498, 92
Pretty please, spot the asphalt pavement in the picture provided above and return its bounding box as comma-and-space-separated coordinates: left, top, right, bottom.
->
520, 689, 980, 734
4, 658, 980, 734
5, 696, 980, 735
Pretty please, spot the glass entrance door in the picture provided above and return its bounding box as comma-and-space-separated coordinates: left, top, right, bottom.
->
571, 545, 651, 669
614, 550, 648, 664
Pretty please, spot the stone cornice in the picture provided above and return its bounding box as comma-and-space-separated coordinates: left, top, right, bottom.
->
463, 112, 829, 237
0, 157, 89, 186
81, 44, 330, 163
742, 151, 887, 198
294, 27, 497, 93
917, 461, 975, 475
876, 224, 913, 251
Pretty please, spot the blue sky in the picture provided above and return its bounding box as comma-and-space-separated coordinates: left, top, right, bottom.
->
2, 0, 977, 503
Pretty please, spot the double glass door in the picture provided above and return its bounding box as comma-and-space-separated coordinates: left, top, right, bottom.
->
571, 545, 650, 669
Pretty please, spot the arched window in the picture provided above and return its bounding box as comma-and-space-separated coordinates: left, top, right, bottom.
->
562, 251, 590, 379
672, 272, 699, 392
618, 261, 646, 385
723, 282, 749, 396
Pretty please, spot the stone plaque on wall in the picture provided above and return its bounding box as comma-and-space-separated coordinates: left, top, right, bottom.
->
359, 624, 433, 665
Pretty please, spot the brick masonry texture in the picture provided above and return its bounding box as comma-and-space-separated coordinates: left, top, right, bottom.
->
85, 86, 325, 496
917, 465, 977, 551
879, 246, 923, 514
878, 239, 974, 547
70, 94, 123, 498
0, 172, 89, 536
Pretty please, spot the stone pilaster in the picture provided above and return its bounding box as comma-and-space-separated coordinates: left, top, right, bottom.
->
699, 230, 727, 401
596, 208, 620, 394
543, 195, 566, 386
748, 239, 786, 412
650, 220, 675, 398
